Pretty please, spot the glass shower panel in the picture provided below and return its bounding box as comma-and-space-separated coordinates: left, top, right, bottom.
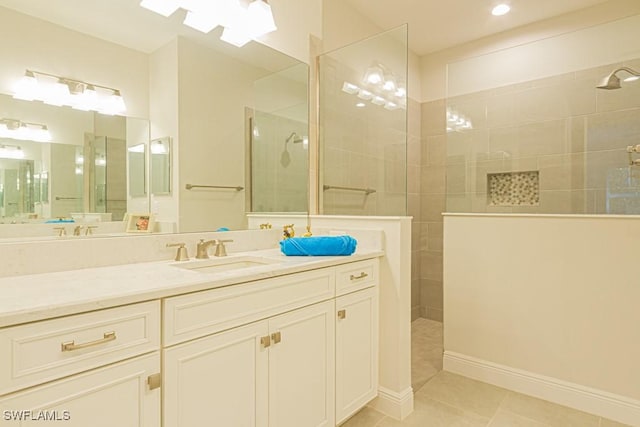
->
251, 63, 309, 213
444, 16, 640, 214
319, 25, 408, 216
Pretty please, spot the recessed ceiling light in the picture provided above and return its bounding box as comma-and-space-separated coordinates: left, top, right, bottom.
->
492, 4, 511, 16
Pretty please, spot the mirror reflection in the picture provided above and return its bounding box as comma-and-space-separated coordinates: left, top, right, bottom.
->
151, 137, 171, 195
128, 144, 146, 198
0, 3, 309, 241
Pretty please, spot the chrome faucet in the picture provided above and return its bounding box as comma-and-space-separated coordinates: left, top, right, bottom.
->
214, 239, 233, 257
195, 239, 217, 259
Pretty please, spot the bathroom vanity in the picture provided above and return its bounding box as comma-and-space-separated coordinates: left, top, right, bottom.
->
0, 248, 380, 426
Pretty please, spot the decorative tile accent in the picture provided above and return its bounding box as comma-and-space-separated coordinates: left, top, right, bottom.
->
488, 171, 540, 206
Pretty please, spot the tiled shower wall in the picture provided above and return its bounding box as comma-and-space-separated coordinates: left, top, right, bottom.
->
407, 98, 422, 321
417, 57, 640, 321
418, 98, 446, 322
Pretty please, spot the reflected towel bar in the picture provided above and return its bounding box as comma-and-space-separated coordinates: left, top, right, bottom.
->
323, 185, 376, 195
55, 196, 81, 201
185, 184, 244, 191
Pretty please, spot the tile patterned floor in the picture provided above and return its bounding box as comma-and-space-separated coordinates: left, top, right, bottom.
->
341, 318, 631, 427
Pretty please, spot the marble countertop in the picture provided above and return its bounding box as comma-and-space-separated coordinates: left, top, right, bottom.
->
0, 248, 383, 328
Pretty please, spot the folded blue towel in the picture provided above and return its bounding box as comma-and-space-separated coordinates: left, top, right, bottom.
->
45, 218, 75, 223
280, 236, 357, 256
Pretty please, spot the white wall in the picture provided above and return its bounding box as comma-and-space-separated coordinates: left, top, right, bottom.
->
420, 0, 640, 101
0, 6, 149, 119
257, 0, 322, 63
148, 40, 180, 226
321, 0, 421, 102
443, 214, 640, 426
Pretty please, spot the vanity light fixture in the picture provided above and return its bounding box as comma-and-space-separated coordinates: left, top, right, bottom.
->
0, 118, 52, 142
13, 70, 126, 115
0, 144, 25, 160
140, 0, 277, 48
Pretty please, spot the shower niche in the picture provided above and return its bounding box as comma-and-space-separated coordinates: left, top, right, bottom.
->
487, 171, 540, 207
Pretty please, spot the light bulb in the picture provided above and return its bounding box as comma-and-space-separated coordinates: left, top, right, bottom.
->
13, 71, 38, 101
220, 26, 252, 47
492, 4, 511, 16
342, 82, 359, 94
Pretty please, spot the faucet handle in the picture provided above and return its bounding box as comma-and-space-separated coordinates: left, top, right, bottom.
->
214, 239, 233, 257
53, 227, 66, 237
85, 226, 98, 236
167, 243, 189, 261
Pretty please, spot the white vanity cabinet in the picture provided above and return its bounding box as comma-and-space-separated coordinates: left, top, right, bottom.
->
162, 266, 339, 427
163, 300, 336, 427
0, 353, 161, 427
0, 256, 379, 427
0, 301, 161, 426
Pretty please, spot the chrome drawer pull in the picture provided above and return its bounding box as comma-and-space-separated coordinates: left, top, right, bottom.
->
350, 272, 368, 280
61, 331, 116, 352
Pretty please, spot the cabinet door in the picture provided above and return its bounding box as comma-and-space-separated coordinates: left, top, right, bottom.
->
163, 320, 269, 427
0, 352, 160, 427
268, 300, 335, 427
335, 287, 379, 424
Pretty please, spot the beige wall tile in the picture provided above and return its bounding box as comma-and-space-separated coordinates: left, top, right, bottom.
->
427, 222, 444, 252
420, 279, 443, 310
446, 192, 472, 213
411, 221, 421, 252
423, 135, 446, 166
586, 108, 640, 152
514, 79, 595, 123
487, 92, 517, 129
407, 192, 421, 219
422, 99, 447, 137
425, 307, 443, 322
407, 135, 422, 166
421, 193, 446, 221
446, 163, 467, 194
597, 80, 640, 112
421, 165, 446, 194
567, 116, 587, 153
584, 149, 630, 190
420, 251, 443, 281
447, 96, 488, 130
539, 190, 572, 213
447, 128, 490, 165
408, 164, 421, 194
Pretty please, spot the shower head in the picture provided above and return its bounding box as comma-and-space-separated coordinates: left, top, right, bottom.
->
596, 66, 640, 90
285, 132, 304, 144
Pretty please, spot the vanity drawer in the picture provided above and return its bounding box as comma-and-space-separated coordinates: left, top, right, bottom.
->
164, 268, 335, 346
335, 259, 378, 296
0, 301, 160, 396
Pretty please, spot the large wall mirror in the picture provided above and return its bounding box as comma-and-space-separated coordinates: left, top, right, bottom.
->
0, 2, 309, 240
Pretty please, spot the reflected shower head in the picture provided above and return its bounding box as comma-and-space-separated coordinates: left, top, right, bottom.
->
285, 132, 304, 144
596, 66, 640, 90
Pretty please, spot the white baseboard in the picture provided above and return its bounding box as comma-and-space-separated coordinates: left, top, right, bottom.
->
444, 351, 640, 427
368, 386, 414, 420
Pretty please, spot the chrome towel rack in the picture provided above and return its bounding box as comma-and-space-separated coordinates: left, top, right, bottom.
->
55, 196, 81, 201
323, 185, 376, 195
185, 184, 244, 191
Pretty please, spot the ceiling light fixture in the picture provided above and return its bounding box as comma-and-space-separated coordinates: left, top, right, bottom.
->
140, 0, 277, 48
0, 118, 52, 142
492, 4, 511, 16
13, 70, 126, 115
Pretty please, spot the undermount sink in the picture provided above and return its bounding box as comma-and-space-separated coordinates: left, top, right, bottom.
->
172, 256, 282, 273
